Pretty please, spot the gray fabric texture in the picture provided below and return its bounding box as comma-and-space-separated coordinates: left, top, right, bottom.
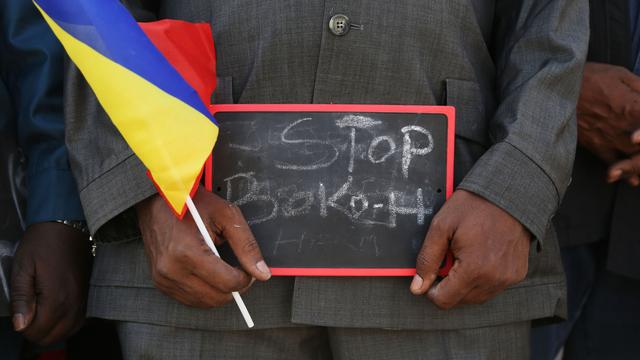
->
88, 236, 564, 331
64, 0, 587, 331
116, 320, 530, 360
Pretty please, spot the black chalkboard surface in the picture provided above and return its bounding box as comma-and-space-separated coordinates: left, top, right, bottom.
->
206, 104, 454, 276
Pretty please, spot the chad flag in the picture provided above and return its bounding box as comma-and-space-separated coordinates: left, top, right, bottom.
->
34, 0, 219, 218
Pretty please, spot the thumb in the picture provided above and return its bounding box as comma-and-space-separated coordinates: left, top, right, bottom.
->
10, 262, 36, 332
411, 217, 451, 295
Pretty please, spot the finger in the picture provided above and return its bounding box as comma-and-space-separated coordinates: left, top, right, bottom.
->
411, 217, 451, 295
577, 131, 620, 164
178, 275, 233, 309
189, 248, 253, 293
426, 260, 475, 310
608, 167, 624, 183
608, 154, 640, 182
617, 90, 640, 121
628, 175, 640, 186
210, 198, 271, 281
35, 311, 84, 346
163, 275, 234, 308
181, 275, 236, 307
10, 261, 36, 332
21, 296, 65, 344
632, 129, 640, 144
608, 159, 635, 182
459, 284, 502, 306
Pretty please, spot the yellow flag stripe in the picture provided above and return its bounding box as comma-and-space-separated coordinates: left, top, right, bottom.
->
36, 3, 218, 214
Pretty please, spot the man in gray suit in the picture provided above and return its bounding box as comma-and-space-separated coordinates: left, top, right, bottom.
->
64, 1, 588, 358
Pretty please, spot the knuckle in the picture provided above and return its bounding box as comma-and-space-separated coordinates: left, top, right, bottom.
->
491, 272, 510, 287
10, 291, 32, 304
430, 216, 446, 232
185, 298, 212, 309
207, 295, 233, 308
215, 280, 236, 294
433, 297, 454, 310
416, 252, 437, 270
474, 267, 501, 286
218, 273, 247, 293
169, 242, 190, 261
151, 277, 164, 290
505, 272, 520, 286
173, 296, 199, 308
223, 202, 241, 218
154, 259, 173, 279
242, 238, 260, 254
512, 266, 528, 284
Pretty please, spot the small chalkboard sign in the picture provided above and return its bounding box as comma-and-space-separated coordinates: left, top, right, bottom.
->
205, 104, 454, 276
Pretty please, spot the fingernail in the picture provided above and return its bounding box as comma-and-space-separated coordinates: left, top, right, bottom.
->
13, 314, 25, 331
410, 274, 423, 293
256, 261, 271, 279
633, 132, 640, 143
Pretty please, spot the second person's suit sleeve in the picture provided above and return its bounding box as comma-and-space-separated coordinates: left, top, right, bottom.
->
457, 0, 589, 245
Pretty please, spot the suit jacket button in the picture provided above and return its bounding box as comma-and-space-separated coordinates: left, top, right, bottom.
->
329, 14, 350, 36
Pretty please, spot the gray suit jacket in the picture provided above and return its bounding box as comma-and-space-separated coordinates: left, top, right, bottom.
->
65, 0, 588, 330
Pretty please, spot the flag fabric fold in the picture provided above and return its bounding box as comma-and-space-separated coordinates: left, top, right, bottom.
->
34, 0, 218, 217
140, 20, 217, 106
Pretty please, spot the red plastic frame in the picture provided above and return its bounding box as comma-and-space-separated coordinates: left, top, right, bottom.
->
206, 104, 455, 277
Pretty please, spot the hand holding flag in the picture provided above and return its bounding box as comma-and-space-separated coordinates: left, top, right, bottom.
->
33, 0, 263, 327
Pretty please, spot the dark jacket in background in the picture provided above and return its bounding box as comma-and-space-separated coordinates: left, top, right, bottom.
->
555, 0, 640, 280
0, 0, 84, 315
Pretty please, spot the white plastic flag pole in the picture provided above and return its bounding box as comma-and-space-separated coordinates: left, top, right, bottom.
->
185, 196, 255, 328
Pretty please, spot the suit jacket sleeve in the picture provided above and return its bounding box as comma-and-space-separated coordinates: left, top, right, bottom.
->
1, 0, 84, 225
64, 0, 159, 234
457, 0, 589, 245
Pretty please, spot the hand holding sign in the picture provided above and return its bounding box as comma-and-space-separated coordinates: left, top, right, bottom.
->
136, 188, 271, 308
411, 190, 531, 309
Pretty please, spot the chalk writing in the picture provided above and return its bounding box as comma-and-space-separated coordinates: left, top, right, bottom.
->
212, 110, 448, 267
401, 125, 434, 179
274, 118, 339, 170
222, 116, 437, 227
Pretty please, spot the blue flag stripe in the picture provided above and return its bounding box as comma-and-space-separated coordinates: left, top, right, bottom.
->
36, 0, 217, 125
